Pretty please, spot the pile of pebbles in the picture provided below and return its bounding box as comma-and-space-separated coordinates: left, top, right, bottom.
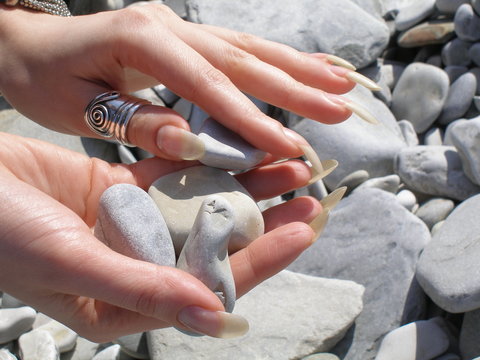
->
3, 0, 480, 359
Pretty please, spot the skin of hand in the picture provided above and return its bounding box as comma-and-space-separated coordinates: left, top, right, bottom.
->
0, 3, 356, 162
0, 132, 322, 341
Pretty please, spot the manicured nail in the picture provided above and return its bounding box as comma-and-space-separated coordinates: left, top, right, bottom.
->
308, 159, 339, 185
156, 125, 205, 160
345, 71, 382, 91
320, 186, 347, 210
344, 101, 379, 125
177, 306, 249, 339
309, 209, 330, 242
325, 54, 356, 71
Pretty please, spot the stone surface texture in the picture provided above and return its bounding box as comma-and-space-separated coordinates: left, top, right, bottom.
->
147, 271, 364, 360
288, 188, 430, 360
0, 307, 36, 344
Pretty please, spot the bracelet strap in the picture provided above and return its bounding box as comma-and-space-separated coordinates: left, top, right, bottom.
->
1, 0, 71, 16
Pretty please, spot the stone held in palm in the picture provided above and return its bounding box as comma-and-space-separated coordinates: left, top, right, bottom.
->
95, 183, 176, 267
149, 166, 264, 255
177, 195, 236, 313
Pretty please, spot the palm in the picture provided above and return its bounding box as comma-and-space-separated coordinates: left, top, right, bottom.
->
0, 132, 319, 341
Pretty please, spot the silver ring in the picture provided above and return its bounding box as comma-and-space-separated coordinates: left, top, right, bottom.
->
84, 91, 151, 146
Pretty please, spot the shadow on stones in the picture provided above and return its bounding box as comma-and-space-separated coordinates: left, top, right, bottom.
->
331, 322, 356, 359
401, 277, 427, 325
0, 97, 13, 111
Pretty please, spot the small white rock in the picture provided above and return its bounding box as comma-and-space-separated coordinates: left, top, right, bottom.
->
0, 307, 36, 344
431, 220, 445, 236
0, 349, 17, 360
34, 320, 77, 353
18, 329, 59, 360
32, 313, 53, 329
396, 189, 417, 211
92, 344, 121, 360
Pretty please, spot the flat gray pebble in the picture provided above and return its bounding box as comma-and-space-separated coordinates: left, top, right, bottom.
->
438, 72, 477, 125
442, 38, 472, 67
395, 0, 436, 31
436, 0, 470, 14
454, 3, 480, 41
415, 198, 455, 229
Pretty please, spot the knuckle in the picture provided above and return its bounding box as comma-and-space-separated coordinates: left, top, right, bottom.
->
188, 67, 231, 101
234, 32, 258, 49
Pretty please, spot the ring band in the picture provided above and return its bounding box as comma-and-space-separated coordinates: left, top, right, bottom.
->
84, 91, 151, 146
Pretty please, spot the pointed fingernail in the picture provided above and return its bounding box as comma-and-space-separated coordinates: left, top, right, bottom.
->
325, 54, 356, 71
156, 125, 205, 160
309, 209, 330, 242
177, 306, 249, 339
345, 71, 382, 91
321, 186, 347, 210
344, 101, 379, 125
308, 159, 339, 185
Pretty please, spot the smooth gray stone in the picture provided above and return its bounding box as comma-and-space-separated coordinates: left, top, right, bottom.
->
469, 42, 480, 66
172, 98, 192, 120
186, 0, 389, 69
177, 195, 236, 313
398, 119, 419, 146
149, 166, 264, 254
454, 4, 480, 41
438, 72, 477, 125
198, 118, 266, 170
1, 294, 24, 309
163, 0, 187, 18
445, 65, 469, 82
61, 337, 100, 360
434, 354, 461, 360
147, 271, 364, 360
398, 21, 455, 48
431, 220, 445, 236
415, 198, 455, 229
294, 85, 406, 190
424, 127, 444, 146
117, 145, 137, 165
115, 332, 148, 359
91, 344, 121, 360
448, 117, 480, 185
436, 0, 470, 13
0, 110, 119, 162
473, 0, 480, 15
336, 170, 370, 192
0, 349, 16, 360
355, 174, 401, 193
289, 188, 430, 360
391, 63, 450, 133
459, 309, 480, 359
426, 54, 443, 67
302, 354, 340, 360
32, 313, 52, 329
375, 317, 449, 360
189, 105, 209, 134
131, 88, 165, 107
395, 145, 480, 200
442, 38, 472, 67
417, 193, 480, 312
19, 330, 59, 360
348, 0, 385, 18
0, 307, 36, 344
470, 67, 480, 94
395, 0, 436, 31
95, 184, 175, 267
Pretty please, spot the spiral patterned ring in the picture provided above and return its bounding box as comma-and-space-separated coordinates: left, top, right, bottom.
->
84, 91, 151, 146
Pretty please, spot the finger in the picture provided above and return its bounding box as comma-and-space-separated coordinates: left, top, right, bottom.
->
235, 159, 312, 200
262, 196, 322, 232
191, 23, 355, 94
110, 6, 301, 158
231, 222, 314, 298
170, 21, 351, 124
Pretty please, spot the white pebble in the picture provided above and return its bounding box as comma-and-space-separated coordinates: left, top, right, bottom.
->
92, 344, 121, 360
19, 329, 59, 360
396, 189, 417, 211
0, 349, 17, 360
0, 307, 36, 344
34, 320, 77, 353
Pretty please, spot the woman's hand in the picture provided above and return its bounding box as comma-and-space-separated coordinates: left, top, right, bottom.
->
0, 3, 375, 161
0, 132, 322, 341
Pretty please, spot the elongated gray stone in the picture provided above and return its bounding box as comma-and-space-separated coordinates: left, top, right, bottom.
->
442, 38, 472, 67
397, 21, 455, 48
355, 174, 401, 193
19, 330, 59, 360
147, 271, 364, 360
391, 63, 450, 133
149, 166, 264, 254
0, 307, 36, 344
395, 0, 436, 31
454, 4, 480, 41
115, 332, 148, 359
177, 195, 236, 313
395, 145, 480, 200
375, 317, 450, 360
438, 72, 477, 125
198, 118, 266, 170
417, 194, 480, 312
415, 198, 455, 229
95, 184, 175, 267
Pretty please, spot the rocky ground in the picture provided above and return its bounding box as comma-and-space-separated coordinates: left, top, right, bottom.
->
2, 0, 480, 359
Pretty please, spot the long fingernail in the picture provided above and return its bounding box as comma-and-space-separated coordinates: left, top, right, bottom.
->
325, 54, 356, 70
177, 306, 249, 339
344, 101, 379, 125
309, 209, 330, 242
345, 71, 382, 91
309, 159, 339, 185
321, 186, 347, 210
156, 125, 205, 160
